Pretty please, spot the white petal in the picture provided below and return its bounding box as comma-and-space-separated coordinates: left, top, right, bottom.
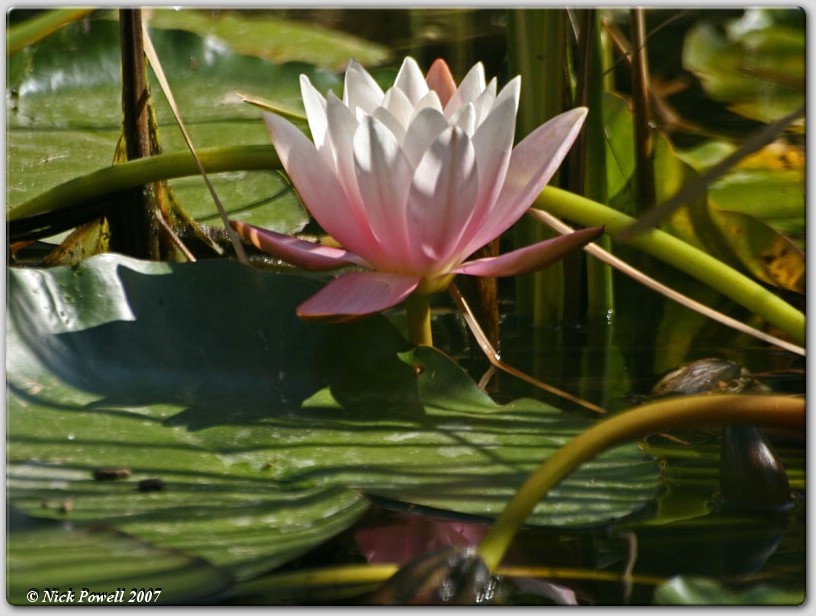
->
325, 92, 365, 208
353, 116, 416, 269
450, 102, 476, 136
372, 106, 407, 143
407, 126, 479, 267
299, 75, 328, 149
344, 60, 384, 115
444, 62, 486, 118
401, 107, 450, 171
471, 77, 498, 126
382, 86, 415, 131
412, 90, 444, 116
493, 75, 521, 115
394, 56, 429, 105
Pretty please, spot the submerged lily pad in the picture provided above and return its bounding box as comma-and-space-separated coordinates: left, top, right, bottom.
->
7, 255, 660, 591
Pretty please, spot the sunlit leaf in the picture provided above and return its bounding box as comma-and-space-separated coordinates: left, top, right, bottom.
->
39, 218, 111, 265
676, 141, 805, 244
603, 93, 636, 200
145, 8, 390, 72
708, 208, 804, 293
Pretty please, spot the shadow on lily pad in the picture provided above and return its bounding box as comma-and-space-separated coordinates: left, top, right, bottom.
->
7, 254, 424, 431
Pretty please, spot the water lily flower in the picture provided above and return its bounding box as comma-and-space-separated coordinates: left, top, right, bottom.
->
232, 57, 601, 342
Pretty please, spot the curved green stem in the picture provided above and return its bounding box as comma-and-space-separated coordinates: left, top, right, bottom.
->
535, 186, 805, 345
477, 393, 805, 572
9, 145, 281, 221
406, 294, 433, 347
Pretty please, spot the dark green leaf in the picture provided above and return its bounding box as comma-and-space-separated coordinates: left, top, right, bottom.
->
7, 508, 234, 605
682, 11, 805, 123
7, 255, 661, 590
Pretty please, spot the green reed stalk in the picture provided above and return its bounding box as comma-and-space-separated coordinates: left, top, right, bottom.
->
508, 9, 569, 326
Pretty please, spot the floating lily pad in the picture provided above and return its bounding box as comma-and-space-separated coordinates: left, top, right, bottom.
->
7, 508, 234, 605
6, 16, 311, 233
145, 8, 390, 72
7, 255, 661, 592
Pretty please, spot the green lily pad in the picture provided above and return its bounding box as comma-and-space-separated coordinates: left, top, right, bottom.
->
145, 8, 390, 72
6, 16, 311, 233
7, 255, 661, 591
7, 508, 234, 605
682, 10, 804, 124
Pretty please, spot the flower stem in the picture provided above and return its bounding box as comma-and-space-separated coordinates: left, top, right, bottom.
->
405, 294, 433, 347
477, 393, 805, 572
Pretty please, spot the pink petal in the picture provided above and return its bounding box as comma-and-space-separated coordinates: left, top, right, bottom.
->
297, 271, 421, 320
230, 221, 368, 271
425, 59, 457, 108
466, 107, 588, 251
452, 226, 603, 277
263, 111, 381, 261
451, 89, 518, 259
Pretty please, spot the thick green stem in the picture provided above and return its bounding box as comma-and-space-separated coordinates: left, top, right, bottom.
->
9, 145, 281, 221
478, 393, 804, 572
534, 186, 805, 345
405, 294, 433, 347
